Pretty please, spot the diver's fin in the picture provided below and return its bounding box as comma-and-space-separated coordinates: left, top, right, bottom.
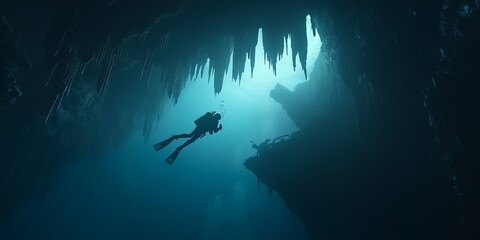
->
164, 148, 181, 165
153, 136, 176, 151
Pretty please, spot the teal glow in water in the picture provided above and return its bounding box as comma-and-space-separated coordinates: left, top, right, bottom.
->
3, 16, 321, 240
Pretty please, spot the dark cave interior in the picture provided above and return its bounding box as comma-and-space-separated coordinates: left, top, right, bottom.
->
1, 0, 479, 239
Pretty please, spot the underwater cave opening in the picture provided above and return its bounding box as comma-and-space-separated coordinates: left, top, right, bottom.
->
155, 14, 322, 168
2, 14, 322, 240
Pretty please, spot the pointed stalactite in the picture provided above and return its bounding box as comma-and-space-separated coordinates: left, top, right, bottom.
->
262, 27, 287, 76
310, 15, 319, 38
206, 36, 233, 93
249, 44, 256, 78
188, 62, 196, 80
232, 46, 247, 82
172, 64, 188, 103
165, 65, 175, 101
214, 67, 224, 94
208, 64, 214, 84
291, 16, 308, 79
38, 7, 322, 159
164, 61, 189, 104
193, 50, 209, 81
194, 61, 206, 80
199, 61, 206, 79
232, 29, 258, 83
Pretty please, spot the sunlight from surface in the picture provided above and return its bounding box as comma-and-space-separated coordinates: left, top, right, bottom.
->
231, 14, 322, 94
156, 15, 322, 168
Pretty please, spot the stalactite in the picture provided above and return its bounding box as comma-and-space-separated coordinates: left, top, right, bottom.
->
36, 6, 323, 152
290, 16, 308, 79
188, 62, 196, 80
310, 15, 319, 37
232, 48, 246, 82
248, 43, 256, 78
204, 36, 233, 93
6, 2, 326, 187
262, 28, 287, 75
30, 2, 325, 159
232, 29, 258, 83
199, 61, 206, 79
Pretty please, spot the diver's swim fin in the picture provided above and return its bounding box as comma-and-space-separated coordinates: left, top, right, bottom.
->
153, 136, 176, 151
164, 147, 181, 165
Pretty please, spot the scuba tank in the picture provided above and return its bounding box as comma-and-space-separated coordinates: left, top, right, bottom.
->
194, 112, 213, 126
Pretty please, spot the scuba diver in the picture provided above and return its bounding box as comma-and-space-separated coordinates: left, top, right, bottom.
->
153, 111, 223, 165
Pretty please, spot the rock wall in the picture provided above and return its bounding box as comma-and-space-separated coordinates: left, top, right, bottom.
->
0, 1, 478, 238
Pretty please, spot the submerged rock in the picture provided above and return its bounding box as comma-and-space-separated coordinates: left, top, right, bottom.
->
245, 104, 463, 239
0, 1, 479, 239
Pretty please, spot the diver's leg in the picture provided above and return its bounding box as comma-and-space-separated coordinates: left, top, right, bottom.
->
174, 133, 193, 138
153, 135, 177, 151
174, 128, 197, 139
178, 134, 201, 150
154, 130, 193, 151
164, 135, 200, 165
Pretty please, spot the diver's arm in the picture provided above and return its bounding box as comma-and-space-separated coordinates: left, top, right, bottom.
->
213, 124, 223, 133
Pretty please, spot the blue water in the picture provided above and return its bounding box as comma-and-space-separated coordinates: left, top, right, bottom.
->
4, 130, 309, 239
2, 19, 321, 239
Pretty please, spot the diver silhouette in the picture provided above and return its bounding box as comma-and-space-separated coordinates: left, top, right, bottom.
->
153, 111, 223, 165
